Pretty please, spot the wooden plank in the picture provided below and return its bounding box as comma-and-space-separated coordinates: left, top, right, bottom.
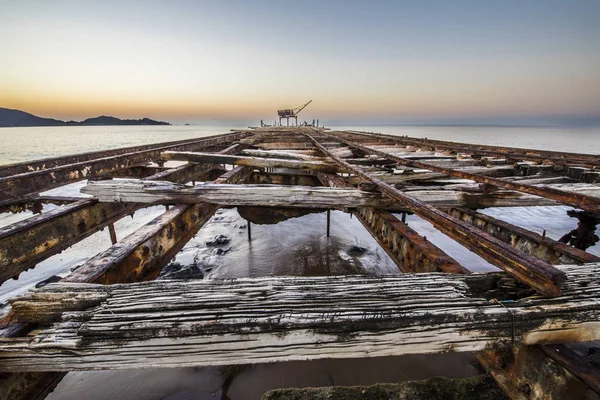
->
81, 180, 395, 209
241, 149, 320, 161
2, 264, 600, 371
162, 151, 342, 173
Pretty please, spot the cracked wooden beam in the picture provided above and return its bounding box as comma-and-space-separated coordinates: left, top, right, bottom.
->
2, 264, 600, 371
161, 151, 343, 173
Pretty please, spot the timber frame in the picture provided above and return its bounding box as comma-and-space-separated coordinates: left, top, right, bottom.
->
0, 126, 599, 399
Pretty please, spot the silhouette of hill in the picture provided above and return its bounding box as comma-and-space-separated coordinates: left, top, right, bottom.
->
0, 108, 170, 127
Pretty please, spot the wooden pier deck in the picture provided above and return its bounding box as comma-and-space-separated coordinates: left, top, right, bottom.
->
0, 126, 599, 399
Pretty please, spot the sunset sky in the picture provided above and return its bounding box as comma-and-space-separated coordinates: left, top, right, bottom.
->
1, 0, 599, 124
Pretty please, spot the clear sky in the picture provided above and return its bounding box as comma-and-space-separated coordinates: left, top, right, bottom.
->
1, 0, 599, 124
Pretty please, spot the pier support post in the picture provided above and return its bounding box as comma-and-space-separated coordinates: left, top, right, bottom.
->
326, 210, 331, 237
108, 223, 117, 245
247, 220, 252, 241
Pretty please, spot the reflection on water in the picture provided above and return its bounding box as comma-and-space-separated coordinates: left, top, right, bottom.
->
173, 208, 399, 279
48, 354, 480, 400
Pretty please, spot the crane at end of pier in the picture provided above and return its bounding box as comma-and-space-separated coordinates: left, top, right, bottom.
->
277, 100, 312, 126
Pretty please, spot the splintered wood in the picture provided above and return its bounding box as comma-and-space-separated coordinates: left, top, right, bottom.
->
1, 264, 599, 371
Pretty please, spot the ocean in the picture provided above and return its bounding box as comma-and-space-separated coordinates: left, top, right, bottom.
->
1, 124, 599, 399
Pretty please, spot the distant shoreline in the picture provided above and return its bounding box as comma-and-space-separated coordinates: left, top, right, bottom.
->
0, 107, 170, 127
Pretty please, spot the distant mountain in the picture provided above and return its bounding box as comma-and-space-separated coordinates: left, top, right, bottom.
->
0, 107, 170, 127
0, 108, 65, 127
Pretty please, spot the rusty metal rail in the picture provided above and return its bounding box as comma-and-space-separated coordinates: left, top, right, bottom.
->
302, 131, 566, 296
339, 130, 600, 167
0, 132, 251, 201
325, 131, 600, 213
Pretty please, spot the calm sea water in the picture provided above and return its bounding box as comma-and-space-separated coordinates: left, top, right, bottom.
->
1, 124, 598, 400
0, 124, 598, 165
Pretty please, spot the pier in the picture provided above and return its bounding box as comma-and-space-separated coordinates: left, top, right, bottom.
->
1, 126, 600, 399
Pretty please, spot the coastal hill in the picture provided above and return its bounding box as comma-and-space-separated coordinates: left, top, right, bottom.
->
0, 107, 170, 127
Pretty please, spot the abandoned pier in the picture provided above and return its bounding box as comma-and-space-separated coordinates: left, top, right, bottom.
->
0, 127, 599, 399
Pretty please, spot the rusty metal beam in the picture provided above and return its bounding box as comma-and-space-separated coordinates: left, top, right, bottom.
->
0, 145, 244, 284
326, 132, 600, 213
0, 132, 249, 201
0, 134, 248, 179
0, 199, 137, 284
479, 345, 598, 400
316, 172, 466, 274
446, 207, 600, 265
337, 130, 600, 168
302, 131, 566, 296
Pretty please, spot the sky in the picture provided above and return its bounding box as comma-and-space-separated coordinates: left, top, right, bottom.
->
1, 0, 599, 125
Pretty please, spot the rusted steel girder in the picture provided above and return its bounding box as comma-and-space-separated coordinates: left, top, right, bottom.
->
327, 132, 600, 213
316, 172, 466, 274
64, 167, 252, 284
303, 132, 566, 296
0, 199, 137, 284
0, 132, 250, 201
0, 133, 246, 178
479, 345, 598, 400
336, 130, 600, 168
446, 207, 600, 265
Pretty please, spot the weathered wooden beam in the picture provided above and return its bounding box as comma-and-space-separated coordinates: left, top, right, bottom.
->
241, 149, 320, 161
354, 208, 468, 274
2, 264, 600, 371
0, 132, 249, 201
161, 151, 342, 173
81, 180, 395, 209
446, 207, 600, 265
303, 132, 566, 297
65, 168, 251, 285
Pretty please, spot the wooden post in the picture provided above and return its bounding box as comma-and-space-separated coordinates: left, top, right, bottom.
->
326, 210, 331, 237
247, 220, 252, 241
401, 212, 406, 223
108, 223, 117, 245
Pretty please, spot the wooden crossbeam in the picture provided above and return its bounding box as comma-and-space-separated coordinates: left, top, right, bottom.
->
2, 264, 599, 371
161, 151, 343, 173
81, 180, 395, 209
